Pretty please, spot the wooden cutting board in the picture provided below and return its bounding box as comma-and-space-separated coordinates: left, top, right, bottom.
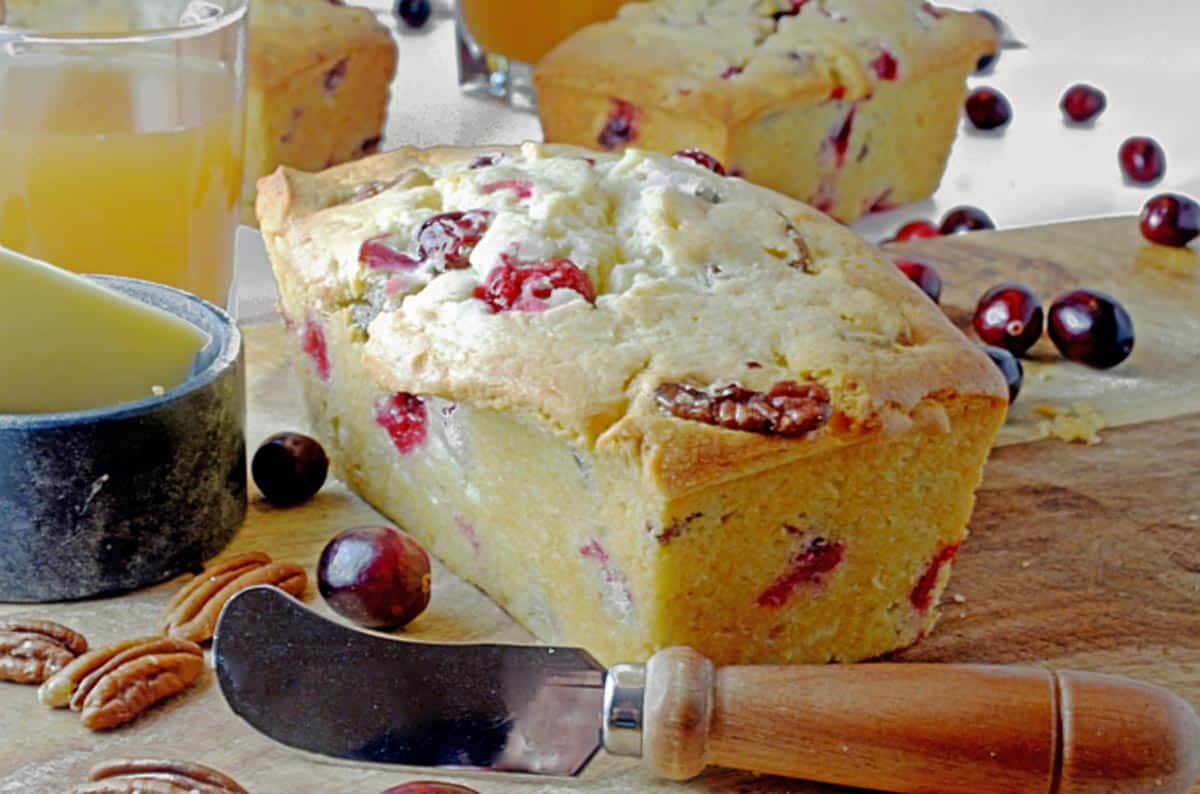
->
2, 217, 1198, 794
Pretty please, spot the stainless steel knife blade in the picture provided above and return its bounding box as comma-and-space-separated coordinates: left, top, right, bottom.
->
213, 586, 607, 776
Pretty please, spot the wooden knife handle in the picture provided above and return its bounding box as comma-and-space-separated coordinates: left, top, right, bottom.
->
640, 647, 1200, 793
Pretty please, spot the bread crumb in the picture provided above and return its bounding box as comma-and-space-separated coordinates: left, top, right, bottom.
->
951, 593, 967, 603
1033, 401, 1106, 445
151, 384, 166, 397
1020, 560, 1032, 569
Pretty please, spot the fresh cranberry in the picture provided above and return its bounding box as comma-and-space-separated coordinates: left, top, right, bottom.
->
597, 99, 638, 150
1060, 84, 1106, 123
673, 149, 726, 175
360, 236, 420, 271
395, 0, 431, 28
756, 536, 845, 608
475, 259, 596, 313
1119, 136, 1166, 184
895, 259, 943, 303
1048, 289, 1134, 370
301, 321, 331, 381
973, 282, 1044, 356
982, 345, 1023, 403
964, 87, 1011, 130
870, 48, 898, 80
1139, 193, 1200, 247
417, 210, 492, 270
375, 393, 428, 455
911, 544, 959, 611
894, 219, 940, 241
481, 179, 534, 200
318, 526, 431, 630
251, 432, 329, 506
939, 206, 995, 234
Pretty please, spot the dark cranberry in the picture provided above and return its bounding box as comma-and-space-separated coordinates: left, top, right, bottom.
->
1119, 136, 1166, 184
475, 259, 596, 313
771, 0, 809, 20
395, 0, 431, 28
1139, 193, 1200, 247
318, 526, 431, 630
417, 210, 491, 270
964, 87, 1012, 130
597, 99, 638, 150
894, 258, 943, 303
756, 536, 845, 608
982, 345, 1023, 403
1059, 83, 1106, 123
894, 219, 940, 241
973, 282, 1044, 356
939, 205, 995, 234
252, 432, 329, 507
1048, 289, 1134, 370
673, 149, 726, 175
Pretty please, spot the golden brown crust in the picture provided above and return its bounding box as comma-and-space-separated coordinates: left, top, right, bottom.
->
534, 0, 997, 126
258, 142, 1007, 496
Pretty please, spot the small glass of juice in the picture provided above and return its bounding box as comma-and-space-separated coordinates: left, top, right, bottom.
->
0, 0, 247, 307
457, 0, 628, 110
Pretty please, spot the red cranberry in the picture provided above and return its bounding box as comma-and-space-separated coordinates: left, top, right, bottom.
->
417, 210, 492, 270
1119, 136, 1166, 184
376, 393, 428, 455
870, 48, 898, 80
360, 236, 420, 271
982, 345, 1023, 403
826, 107, 856, 167
940, 206, 995, 234
1048, 289, 1134, 370
756, 536, 845, 608
771, 0, 809, 20
318, 526, 431, 630
894, 259, 943, 303
475, 259, 596, 313
301, 321, 331, 381
1060, 83, 1106, 123
964, 87, 1012, 130
252, 432, 329, 507
481, 179, 533, 200
973, 282, 1044, 357
1139, 193, 1200, 247
597, 99, 638, 150
910, 544, 959, 611
894, 219, 940, 241
673, 149, 726, 175
381, 784, 479, 794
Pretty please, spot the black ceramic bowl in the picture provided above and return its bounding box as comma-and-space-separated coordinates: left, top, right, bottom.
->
0, 276, 245, 602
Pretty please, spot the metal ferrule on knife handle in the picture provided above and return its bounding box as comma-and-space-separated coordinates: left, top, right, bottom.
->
604, 647, 1200, 794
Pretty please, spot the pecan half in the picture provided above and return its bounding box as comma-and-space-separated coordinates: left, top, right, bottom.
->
41, 636, 158, 708
160, 552, 307, 643
655, 380, 831, 437
73, 758, 246, 794
69, 637, 204, 731
0, 619, 88, 684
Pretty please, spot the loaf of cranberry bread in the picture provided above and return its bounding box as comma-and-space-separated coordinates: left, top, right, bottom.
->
257, 142, 1007, 666
533, 0, 995, 222
243, 0, 397, 224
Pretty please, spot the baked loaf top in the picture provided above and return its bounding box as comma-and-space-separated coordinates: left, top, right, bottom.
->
249, 0, 393, 89
535, 0, 996, 124
259, 143, 1005, 492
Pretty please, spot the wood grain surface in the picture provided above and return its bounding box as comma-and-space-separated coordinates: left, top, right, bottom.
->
1, 217, 1197, 793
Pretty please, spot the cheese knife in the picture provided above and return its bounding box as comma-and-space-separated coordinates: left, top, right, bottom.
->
213, 586, 1200, 793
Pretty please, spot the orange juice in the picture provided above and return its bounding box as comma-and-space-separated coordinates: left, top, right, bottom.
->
0, 55, 242, 305
459, 0, 629, 64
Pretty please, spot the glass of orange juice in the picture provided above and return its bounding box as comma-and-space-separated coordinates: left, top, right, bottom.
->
0, 0, 246, 307
457, 0, 628, 109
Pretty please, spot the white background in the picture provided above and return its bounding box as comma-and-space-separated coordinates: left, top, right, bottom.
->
237, 0, 1200, 314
